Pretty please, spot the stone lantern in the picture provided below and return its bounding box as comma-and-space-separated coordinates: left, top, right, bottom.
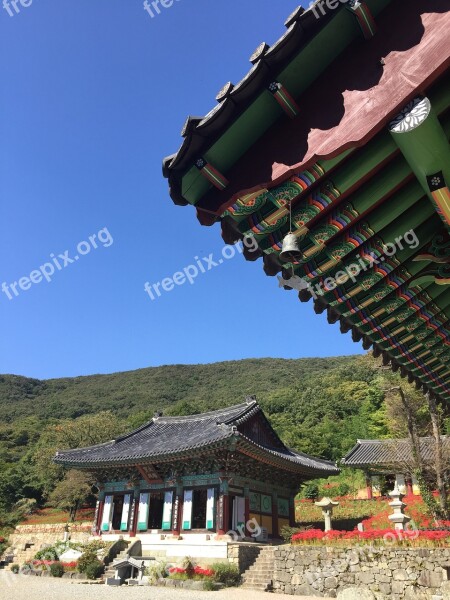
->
315, 497, 339, 532
388, 483, 411, 531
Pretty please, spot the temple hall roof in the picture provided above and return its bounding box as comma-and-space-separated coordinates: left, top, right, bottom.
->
342, 437, 450, 469
54, 399, 339, 476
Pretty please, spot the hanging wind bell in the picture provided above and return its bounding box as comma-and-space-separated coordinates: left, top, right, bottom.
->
279, 201, 302, 262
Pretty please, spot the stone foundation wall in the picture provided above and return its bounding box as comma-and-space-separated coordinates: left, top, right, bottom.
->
227, 543, 263, 573
5, 523, 92, 559
14, 523, 92, 536
273, 546, 450, 599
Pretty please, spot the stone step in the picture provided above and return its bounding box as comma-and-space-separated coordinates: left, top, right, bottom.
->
240, 547, 275, 592
241, 583, 271, 591
243, 577, 273, 585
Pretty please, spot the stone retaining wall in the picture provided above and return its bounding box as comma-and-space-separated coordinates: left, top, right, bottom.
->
14, 523, 92, 534
4, 522, 93, 567
8, 522, 92, 548
273, 546, 450, 599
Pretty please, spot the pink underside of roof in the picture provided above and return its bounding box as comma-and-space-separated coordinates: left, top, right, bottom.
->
197, 0, 450, 224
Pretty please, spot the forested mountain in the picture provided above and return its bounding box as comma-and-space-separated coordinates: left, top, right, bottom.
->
0, 355, 392, 525
1, 356, 357, 422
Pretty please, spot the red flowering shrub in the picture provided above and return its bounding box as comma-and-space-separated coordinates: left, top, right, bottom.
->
168, 566, 214, 578
194, 567, 214, 577
291, 527, 450, 546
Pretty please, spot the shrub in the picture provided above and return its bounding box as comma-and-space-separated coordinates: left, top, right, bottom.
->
49, 562, 65, 578
0, 536, 7, 557
34, 545, 59, 561
336, 482, 351, 497
302, 482, 319, 500
81, 540, 107, 554
21, 562, 34, 574
211, 563, 241, 587
182, 556, 195, 578
10, 564, 20, 574
84, 560, 104, 580
77, 550, 98, 573
146, 560, 168, 582
280, 525, 302, 543
203, 578, 216, 591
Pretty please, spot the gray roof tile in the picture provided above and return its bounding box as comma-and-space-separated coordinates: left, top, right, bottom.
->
342, 437, 450, 468
54, 400, 338, 475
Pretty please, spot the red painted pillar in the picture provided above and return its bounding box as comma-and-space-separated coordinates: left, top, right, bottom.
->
172, 489, 183, 536
244, 490, 250, 538
289, 496, 296, 527
272, 495, 279, 539
406, 477, 414, 496
366, 474, 373, 500
223, 495, 230, 534
95, 491, 105, 535
131, 490, 140, 537
217, 494, 229, 535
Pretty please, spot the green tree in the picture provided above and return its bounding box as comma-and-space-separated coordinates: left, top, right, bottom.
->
32, 411, 126, 497
48, 470, 94, 522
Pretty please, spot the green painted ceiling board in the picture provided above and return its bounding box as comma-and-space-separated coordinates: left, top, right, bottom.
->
280, 11, 358, 97
206, 95, 280, 170
429, 75, 450, 116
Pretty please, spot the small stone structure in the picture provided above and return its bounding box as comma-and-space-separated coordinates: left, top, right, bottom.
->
272, 546, 450, 598
388, 484, 411, 531
315, 498, 339, 532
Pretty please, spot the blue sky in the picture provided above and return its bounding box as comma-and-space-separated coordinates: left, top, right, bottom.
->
0, 0, 362, 379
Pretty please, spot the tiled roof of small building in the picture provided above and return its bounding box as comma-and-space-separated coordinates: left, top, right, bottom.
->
54, 399, 338, 475
342, 437, 450, 468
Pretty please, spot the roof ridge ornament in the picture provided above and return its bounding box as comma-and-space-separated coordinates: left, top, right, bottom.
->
250, 43, 269, 65
285, 6, 305, 28
216, 82, 234, 103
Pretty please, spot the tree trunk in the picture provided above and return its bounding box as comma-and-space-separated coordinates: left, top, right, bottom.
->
398, 387, 440, 520
70, 500, 79, 524
427, 392, 448, 520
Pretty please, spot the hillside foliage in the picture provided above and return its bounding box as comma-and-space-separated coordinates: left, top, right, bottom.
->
0, 354, 444, 532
